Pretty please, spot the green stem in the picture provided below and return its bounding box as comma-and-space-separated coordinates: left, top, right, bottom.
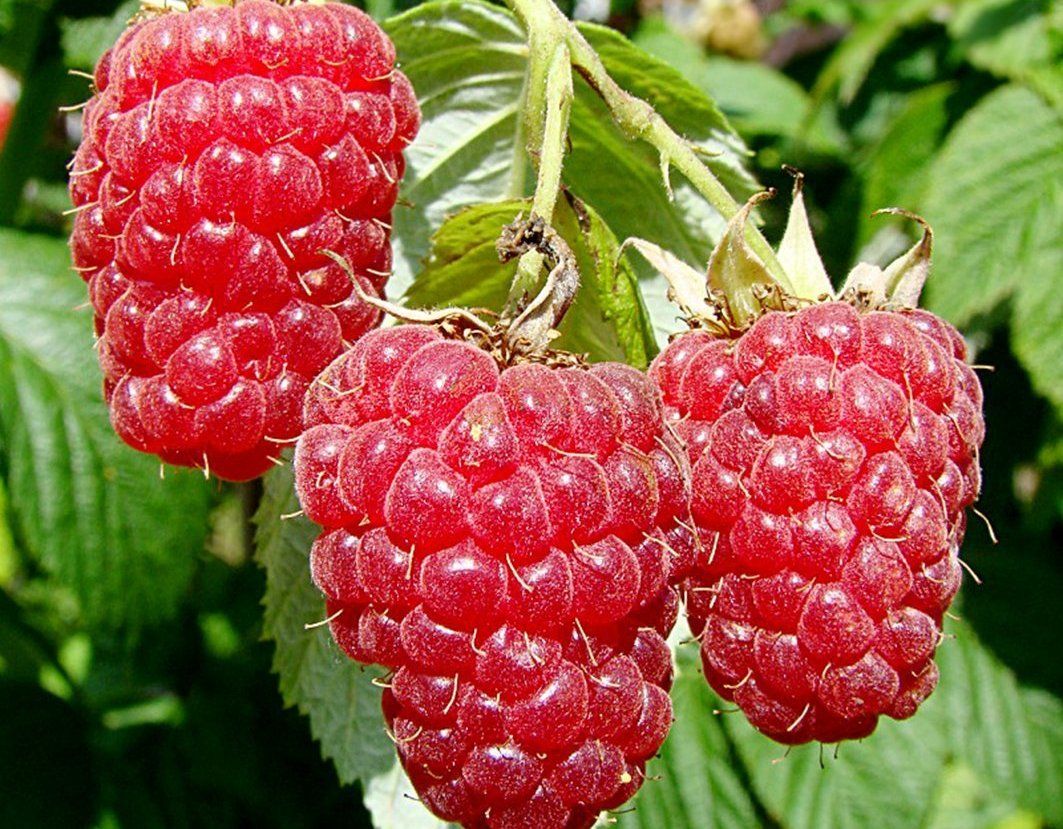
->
505, 0, 788, 286
505, 0, 574, 308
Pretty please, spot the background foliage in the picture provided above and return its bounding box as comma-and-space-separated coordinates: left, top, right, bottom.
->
0, 0, 1059, 827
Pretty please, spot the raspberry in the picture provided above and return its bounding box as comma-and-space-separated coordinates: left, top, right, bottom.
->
295, 326, 686, 827
651, 301, 984, 744
68, 0, 419, 480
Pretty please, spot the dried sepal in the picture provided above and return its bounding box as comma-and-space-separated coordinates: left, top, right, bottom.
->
620, 237, 714, 321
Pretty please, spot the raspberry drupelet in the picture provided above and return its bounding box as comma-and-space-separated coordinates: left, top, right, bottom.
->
652, 301, 984, 744
295, 325, 688, 828
68, 0, 419, 480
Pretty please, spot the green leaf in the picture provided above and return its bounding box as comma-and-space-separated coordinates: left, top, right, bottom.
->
254, 463, 394, 785
924, 764, 1039, 829
722, 622, 1063, 829
405, 194, 658, 367
616, 650, 760, 829
385, 0, 759, 344
364, 760, 453, 829
0, 230, 212, 629
383, 0, 527, 297
947, 0, 1062, 108
60, 1, 138, 71
920, 84, 1063, 405
1009, 184, 1063, 411
811, 0, 941, 105
631, 17, 844, 153
858, 82, 953, 244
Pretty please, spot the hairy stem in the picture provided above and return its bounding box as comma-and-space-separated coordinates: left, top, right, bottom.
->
505, 25, 574, 310
505, 0, 788, 285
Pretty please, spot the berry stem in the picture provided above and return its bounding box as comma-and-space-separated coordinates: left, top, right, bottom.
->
507, 21, 574, 311
505, 0, 788, 287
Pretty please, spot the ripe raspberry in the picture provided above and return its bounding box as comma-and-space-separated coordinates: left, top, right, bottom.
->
651, 301, 984, 743
295, 326, 687, 827
68, 0, 419, 480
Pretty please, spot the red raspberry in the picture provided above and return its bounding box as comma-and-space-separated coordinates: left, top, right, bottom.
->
68, 0, 419, 480
651, 301, 984, 743
295, 326, 687, 827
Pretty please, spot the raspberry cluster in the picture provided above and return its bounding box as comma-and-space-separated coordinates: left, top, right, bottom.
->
652, 302, 984, 743
69, 0, 418, 480
296, 326, 688, 827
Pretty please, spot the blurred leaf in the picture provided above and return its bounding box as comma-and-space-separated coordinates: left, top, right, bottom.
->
1010, 184, 1063, 411
385, 0, 758, 345
632, 17, 844, 153
60, 1, 137, 71
722, 622, 1063, 829
406, 194, 658, 366
364, 760, 452, 829
616, 650, 760, 829
0, 476, 16, 584
811, 0, 940, 105
947, 0, 1062, 108
0, 230, 211, 629
0, 679, 96, 828
0, 1, 49, 74
858, 82, 953, 243
921, 84, 1063, 408
923, 764, 1038, 829
0, 0, 14, 34
254, 463, 394, 785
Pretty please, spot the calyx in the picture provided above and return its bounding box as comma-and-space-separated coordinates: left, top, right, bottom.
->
625, 172, 934, 336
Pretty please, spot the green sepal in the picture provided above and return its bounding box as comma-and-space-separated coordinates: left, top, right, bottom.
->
776, 172, 834, 302
706, 190, 788, 327
841, 209, 934, 307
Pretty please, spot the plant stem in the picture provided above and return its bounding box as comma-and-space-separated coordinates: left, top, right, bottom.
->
505, 0, 788, 285
505, 4, 574, 308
